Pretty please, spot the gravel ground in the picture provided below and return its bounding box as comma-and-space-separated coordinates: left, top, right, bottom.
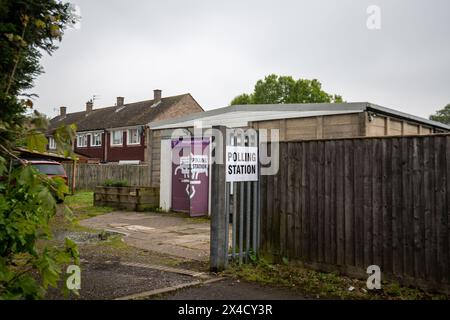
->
47, 260, 194, 300
46, 210, 307, 300
44, 229, 308, 300
45, 228, 202, 300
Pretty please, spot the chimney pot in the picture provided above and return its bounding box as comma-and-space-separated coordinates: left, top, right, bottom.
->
60, 106, 67, 117
117, 97, 124, 107
86, 100, 93, 113
153, 89, 162, 103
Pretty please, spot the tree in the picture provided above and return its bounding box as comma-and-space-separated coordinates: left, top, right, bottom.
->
230, 74, 343, 105
0, 0, 79, 299
429, 103, 450, 125
230, 93, 253, 105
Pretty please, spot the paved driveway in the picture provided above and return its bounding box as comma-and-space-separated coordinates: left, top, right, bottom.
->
80, 212, 210, 261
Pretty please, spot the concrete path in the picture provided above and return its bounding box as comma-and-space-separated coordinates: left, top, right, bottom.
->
160, 278, 309, 300
80, 211, 210, 261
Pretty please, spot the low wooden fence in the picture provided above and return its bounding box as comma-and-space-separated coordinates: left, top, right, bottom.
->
63, 163, 151, 191
260, 134, 450, 291
94, 186, 159, 211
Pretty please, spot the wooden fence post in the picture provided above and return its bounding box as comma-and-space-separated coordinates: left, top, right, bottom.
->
210, 125, 228, 272
258, 134, 450, 292
71, 159, 77, 194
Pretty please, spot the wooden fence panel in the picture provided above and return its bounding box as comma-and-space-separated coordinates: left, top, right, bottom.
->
260, 134, 450, 292
63, 163, 150, 191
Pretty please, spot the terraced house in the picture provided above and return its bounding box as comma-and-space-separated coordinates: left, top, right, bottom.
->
47, 90, 203, 163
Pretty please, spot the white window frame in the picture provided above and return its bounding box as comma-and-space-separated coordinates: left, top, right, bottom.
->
111, 130, 123, 146
48, 136, 56, 150
76, 134, 88, 148
91, 132, 102, 147
127, 128, 140, 145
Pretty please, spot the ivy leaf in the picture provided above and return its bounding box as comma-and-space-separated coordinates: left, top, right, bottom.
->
62, 205, 74, 224
26, 132, 47, 153
35, 249, 61, 289
64, 238, 79, 264
54, 124, 77, 158
37, 186, 56, 210
18, 165, 36, 186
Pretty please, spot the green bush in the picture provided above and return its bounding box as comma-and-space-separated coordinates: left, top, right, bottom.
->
103, 179, 129, 187
0, 0, 78, 299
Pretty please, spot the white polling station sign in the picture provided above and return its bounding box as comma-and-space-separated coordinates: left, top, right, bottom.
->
225, 146, 258, 182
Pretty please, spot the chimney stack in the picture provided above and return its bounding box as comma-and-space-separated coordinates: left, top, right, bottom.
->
153, 89, 162, 104
86, 100, 93, 113
60, 106, 67, 117
116, 96, 124, 107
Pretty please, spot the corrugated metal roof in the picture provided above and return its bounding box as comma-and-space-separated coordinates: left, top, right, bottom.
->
148, 102, 450, 130
148, 102, 364, 129
150, 110, 363, 129
366, 103, 450, 130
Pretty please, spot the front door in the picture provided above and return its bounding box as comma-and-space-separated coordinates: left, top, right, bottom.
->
171, 138, 209, 217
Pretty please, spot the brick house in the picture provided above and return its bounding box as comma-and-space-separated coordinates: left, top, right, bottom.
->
47, 90, 203, 163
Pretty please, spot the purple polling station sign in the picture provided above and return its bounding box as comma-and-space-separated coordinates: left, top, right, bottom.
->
171, 138, 210, 217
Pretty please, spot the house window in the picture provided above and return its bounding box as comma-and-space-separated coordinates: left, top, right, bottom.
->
91, 132, 102, 147
48, 136, 56, 150
127, 128, 140, 145
76, 134, 88, 148
111, 130, 123, 146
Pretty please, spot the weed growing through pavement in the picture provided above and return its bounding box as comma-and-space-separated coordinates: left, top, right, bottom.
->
224, 257, 448, 300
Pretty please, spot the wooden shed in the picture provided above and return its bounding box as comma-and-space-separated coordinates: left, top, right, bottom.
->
146, 102, 450, 214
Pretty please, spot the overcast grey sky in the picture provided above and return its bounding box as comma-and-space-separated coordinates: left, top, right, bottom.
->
31, 0, 450, 119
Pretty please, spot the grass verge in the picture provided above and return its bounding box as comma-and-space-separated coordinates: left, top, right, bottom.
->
225, 259, 449, 300
64, 191, 114, 220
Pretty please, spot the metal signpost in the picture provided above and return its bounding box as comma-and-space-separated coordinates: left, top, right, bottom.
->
210, 126, 260, 271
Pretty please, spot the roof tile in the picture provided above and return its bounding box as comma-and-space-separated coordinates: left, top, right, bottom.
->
48, 94, 187, 132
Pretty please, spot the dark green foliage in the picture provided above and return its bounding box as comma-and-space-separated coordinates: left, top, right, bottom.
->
230, 74, 344, 105
0, 0, 75, 145
0, 161, 79, 299
429, 103, 450, 125
230, 93, 253, 105
103, 179, 129, 187
0, 0, 76, 95
0, 0, 79, 299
